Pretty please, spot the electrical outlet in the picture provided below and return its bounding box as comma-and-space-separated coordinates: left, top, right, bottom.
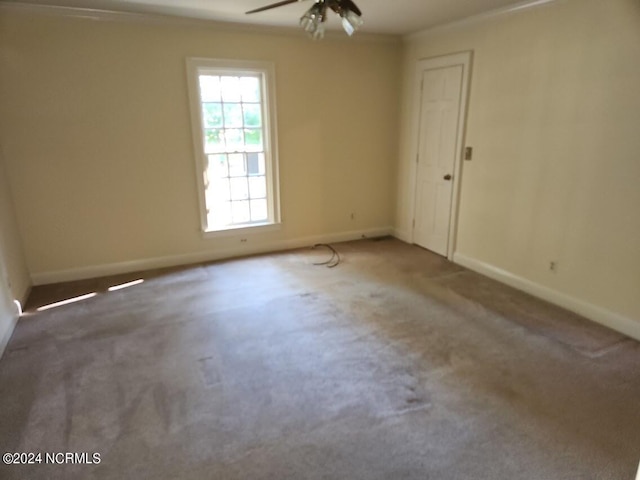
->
464, 147, 473, 160
350, 213, 356, 221
549, 261, 558, 272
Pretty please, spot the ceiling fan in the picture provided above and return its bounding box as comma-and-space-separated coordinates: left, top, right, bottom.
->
246, 0, 364, 40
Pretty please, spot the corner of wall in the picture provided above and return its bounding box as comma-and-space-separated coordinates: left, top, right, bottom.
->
392, 228, 412, 243
0, 144, 32, 357
0, 308, 19, 359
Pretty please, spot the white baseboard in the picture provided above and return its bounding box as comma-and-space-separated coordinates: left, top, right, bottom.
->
31, 227, 393, 286
453, 253, 640, 342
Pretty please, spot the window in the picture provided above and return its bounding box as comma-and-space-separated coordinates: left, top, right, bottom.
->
186, 58, 280, 234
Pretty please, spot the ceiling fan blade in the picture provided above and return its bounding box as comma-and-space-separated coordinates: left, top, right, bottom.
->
246, 0, 306, 14
340, 0, 361, 17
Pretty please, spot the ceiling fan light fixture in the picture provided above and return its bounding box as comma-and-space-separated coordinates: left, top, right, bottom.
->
248, 0, 362, 39
300, 1, 328, 39
340, 9, 363, 36
311, 24, 326, 40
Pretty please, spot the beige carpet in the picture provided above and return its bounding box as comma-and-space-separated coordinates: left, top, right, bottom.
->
1, 238, 638, 479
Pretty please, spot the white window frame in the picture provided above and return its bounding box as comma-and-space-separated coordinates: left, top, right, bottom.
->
186, 57, 281, 236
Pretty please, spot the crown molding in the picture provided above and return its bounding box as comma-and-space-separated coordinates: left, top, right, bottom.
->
404, 0, 558, 42
0, 1, 400, 45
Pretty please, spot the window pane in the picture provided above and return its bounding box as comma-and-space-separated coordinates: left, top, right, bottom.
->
240, 77, 261, 102
209, 201, 232, 227
199, 76, 221, 102
221, 76, 241, 102
208, 154, 227, 178
250, 199, 268, 222
248, 176, 266, 199
231, 201, 250, 223
228, 154, 246, 177
243, 104, 262, 128
223, 103, 243, 128
202, 103, 223, 128
205, 190, 214, 209
225, 129, 244, 151
247, 153, 265, 175
230, 177, 249, 200
204, 129, 225, 153
244, 129, 263, 151
210, 177, 230, 201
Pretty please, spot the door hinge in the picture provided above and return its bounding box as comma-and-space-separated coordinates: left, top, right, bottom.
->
412, 219, 416, 228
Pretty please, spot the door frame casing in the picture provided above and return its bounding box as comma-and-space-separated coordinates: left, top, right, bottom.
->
409, 51, 473, 260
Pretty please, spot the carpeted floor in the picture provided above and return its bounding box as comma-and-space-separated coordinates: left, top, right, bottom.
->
0, 238, 638, 479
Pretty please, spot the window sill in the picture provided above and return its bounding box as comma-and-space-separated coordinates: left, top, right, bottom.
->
202, 222, 282, 239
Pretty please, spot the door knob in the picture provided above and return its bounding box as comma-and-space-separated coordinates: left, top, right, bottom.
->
444, 174, 452, 181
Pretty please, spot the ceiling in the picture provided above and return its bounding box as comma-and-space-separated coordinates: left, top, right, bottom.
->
6, 0, 535, 35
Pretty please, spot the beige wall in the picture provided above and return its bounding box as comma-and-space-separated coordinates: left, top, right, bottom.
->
0, 146, 30, 354
2, 0, 639, 338
397, 0, 640, 329
0, 8, 401, 281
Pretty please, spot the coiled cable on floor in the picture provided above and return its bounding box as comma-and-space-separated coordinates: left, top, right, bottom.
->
312, 243, 341, 268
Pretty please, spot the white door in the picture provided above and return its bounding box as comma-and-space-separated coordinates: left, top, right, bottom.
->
413, 64, 464, 256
